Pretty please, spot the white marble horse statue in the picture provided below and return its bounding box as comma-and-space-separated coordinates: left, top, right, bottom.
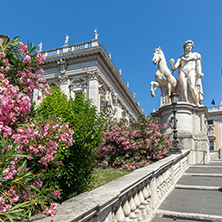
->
151, 47, 177, 102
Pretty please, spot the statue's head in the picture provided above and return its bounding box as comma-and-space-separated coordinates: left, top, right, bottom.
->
183, 40, 194, 51
152, 47, 164, 65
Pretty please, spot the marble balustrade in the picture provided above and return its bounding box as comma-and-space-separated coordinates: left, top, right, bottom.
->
43, 40, 98, 57
36, 150, 190, 222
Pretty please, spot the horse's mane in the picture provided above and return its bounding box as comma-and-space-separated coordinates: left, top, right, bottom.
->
154, 48, 163, 54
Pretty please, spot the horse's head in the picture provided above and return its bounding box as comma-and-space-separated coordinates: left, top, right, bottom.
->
152, 47, 163, 65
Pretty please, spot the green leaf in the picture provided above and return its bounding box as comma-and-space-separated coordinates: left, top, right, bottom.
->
18, 159, 27, 177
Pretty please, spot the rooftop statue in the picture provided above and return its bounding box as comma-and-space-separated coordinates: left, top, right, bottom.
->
94, 29, 98, 39
151, 47, 177, 106
38, 42, 42, 52
170, 40, 204, 105
64, 34, 69, 46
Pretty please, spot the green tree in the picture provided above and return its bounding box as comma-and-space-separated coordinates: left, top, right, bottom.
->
38, 87, 106, 200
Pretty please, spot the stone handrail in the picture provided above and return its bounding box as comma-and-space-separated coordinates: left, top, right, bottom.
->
42, 39, 100, 58
36, 150, 190, 222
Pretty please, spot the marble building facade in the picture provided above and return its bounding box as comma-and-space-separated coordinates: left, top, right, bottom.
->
33, 31, 143, 120
207, 104, 222, 152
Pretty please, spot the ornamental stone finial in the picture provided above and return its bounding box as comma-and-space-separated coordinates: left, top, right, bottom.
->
94, 29, 98, 39
119, 69, 122, 75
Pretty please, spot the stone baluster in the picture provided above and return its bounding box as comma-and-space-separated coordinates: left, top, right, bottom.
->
150, 177, 157, 209
161, 172, 166, 195
170, 164, 175, 185
133, 187, 143, 221
141, 182, 150, 216
166, 170, 171, 189
180, 160, 183, 177
165, 170, 170, 190
175, 162, 179, 180
142, 181, 149, 200
114, 200, 125, 222
121, 194, 131, 220
112, 212, 118, 222
128, 190, 137, 221
138, 184, 146, 219
156, 176, 160, 202
158, 174, 164, 199
162, 172, 167, 195
141, 182, 151, 218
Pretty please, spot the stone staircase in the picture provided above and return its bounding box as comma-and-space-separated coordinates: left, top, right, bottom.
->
152, 160, 222, 222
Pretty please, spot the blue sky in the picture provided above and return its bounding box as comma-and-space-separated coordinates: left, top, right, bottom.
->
2, 1, 222, 115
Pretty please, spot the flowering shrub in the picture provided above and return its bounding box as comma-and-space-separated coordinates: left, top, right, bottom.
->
38, 88, 106, 200
97, 115, 172, 171
0, 36, 74, 220
0, 139, 63, 220
12, 116, 74, 166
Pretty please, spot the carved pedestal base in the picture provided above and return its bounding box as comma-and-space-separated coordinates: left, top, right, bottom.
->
151, 102, 210, 164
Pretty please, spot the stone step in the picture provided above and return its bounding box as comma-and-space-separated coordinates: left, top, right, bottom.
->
184, 173, 222, 177
177, 174, 222, 187
175, 184, 221, 191
156, 209, 222, 222
191, 165, 222, 168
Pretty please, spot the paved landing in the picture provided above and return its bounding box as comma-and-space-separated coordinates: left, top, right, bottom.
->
152, 160, 222, 222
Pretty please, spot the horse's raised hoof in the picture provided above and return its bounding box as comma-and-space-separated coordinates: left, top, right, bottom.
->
151, 92, 155, 97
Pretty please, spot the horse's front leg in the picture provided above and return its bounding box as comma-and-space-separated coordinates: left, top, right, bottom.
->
167, 81, 171, 98
150, 81, 159, 97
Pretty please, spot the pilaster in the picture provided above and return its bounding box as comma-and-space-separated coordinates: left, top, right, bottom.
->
87, 70, 99, 107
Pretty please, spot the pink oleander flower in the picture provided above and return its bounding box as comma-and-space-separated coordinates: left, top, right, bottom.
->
23, 55, 31, 63
0, 197, 5, 205
53, 190, 60, 197
0, 52, 5, 57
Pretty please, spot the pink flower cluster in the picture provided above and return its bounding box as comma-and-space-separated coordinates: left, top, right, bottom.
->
43, 202, 60, 217
0, 39, 75, 218
12, 117, 74, 166
97, 116, 172, 171
0, 76, 31, 138
37, 52, 46, 64
18, 70, 49, 93
0, 188, 20, 213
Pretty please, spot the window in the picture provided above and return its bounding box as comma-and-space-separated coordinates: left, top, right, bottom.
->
209, 141, 214, 151
207, 120, 214, 125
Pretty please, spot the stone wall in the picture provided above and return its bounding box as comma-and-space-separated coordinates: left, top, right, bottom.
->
35, 150, 190, 222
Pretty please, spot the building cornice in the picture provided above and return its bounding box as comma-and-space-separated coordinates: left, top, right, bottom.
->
41, 42, 143, 117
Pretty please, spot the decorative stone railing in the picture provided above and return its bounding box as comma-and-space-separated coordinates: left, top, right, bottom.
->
208, 105, 222, 111
36, 150, 190, 222
43, 39, 100, 58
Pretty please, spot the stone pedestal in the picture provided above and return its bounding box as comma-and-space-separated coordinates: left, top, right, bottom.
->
151, 102, 210, 164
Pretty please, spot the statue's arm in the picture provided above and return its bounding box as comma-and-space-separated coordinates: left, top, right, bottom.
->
170, 58, 181, 71
196, 59, 204, 78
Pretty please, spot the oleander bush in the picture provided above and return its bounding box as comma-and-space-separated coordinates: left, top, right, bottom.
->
0, 37, 74, 220
97, 115, 172, 171
37, 87, 106, 200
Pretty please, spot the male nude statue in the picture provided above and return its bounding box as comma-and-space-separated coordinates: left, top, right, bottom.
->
170, 40, 204, 105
